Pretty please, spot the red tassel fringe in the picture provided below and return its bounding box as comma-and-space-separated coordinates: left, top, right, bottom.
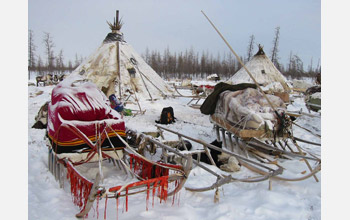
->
66, 154, 183, 219
66, 162, 94, 211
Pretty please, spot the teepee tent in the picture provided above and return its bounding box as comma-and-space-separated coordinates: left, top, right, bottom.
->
66, 11, 174, 101
226, 45, 291, 93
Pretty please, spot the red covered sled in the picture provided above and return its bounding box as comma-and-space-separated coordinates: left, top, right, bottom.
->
46, 81, 190, 218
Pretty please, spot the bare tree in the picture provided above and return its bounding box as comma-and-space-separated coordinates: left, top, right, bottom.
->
28, 29, 36, 79
143, 47, 150, 64
316, 58, 321, 73
288, 51, 293, 72
293, 55, 304, 74
56, 49, 64, 74
37, 55, 43, 76
287, 52, 304, 78
80, 55, 84, 64
74, 53, 80, 68
68, 60, 73, 71
43, 32, 55, 74
307, 57, 314, 76
246, 34, 255, 62
271, 26, 281, 69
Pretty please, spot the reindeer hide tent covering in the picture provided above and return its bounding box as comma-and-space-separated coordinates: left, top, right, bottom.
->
226, 46, 291, 93
47, 80, 126, 155
66, 32, 174, 100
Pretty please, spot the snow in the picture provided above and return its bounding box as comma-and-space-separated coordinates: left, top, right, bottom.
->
28, 80, 321, 220
292, 79, 312, 90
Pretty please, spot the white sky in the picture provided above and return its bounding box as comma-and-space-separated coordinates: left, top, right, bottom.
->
28, 0, 321, 68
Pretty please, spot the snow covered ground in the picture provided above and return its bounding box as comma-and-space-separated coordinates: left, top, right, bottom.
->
27, 79, 321, 220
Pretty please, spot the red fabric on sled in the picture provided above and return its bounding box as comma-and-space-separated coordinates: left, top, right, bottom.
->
47, 82, 125, 144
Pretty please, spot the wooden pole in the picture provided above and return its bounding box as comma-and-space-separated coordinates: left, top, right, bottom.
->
116, 41, 121, 99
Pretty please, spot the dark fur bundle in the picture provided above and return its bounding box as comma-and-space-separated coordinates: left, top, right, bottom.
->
155, 107, 176, 125
192, 140, 224, 167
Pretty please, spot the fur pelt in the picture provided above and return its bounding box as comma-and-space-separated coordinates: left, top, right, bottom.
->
192, 140, 241, 172
32, 101, 49, 129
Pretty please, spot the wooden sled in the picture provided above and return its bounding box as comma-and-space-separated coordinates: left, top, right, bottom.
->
47, 120, 191, 219
173, 84, 208, 106
208, 114, 321, 183
153, 125, 283, 193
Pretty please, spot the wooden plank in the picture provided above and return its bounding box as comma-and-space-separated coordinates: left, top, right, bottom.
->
292, 88, 306, 93
239, 129, 266, 138
189, 104, 201, 109
210, 115, 265, 139
286, 112, 302, 118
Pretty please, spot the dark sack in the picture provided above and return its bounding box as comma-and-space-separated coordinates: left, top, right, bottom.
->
156, 107, 176, 124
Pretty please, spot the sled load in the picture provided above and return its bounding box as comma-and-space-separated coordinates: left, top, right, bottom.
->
201, 82, 288, 139
305, 73, 321, 112
305, 86, 321, 112
47, 81, 126, 158
207, 73, 220, 81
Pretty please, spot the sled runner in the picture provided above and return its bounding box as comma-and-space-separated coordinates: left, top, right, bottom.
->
154, 125, 284, 192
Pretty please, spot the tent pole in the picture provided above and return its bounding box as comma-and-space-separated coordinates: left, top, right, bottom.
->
128, 77, 143, 113
137, 67, 153, 100
116, 41, 122, 99
134, 64, 167, 97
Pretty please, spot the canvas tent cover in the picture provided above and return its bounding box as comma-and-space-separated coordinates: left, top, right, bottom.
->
47, 80, 126, 154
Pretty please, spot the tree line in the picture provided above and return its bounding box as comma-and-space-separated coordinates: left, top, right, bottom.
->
28, 30, 85, 79
141, 27, 320, 80
28, 27, 320, 80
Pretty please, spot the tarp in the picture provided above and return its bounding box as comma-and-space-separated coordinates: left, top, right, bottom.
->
47, 81, 126, 154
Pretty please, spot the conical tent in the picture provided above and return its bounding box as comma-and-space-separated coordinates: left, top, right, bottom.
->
65, 12, 174, 101
226, 46, 291, 92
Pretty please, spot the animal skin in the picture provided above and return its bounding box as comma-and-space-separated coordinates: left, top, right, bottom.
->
192, 140, 225, 167
192, 139, 241, 172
